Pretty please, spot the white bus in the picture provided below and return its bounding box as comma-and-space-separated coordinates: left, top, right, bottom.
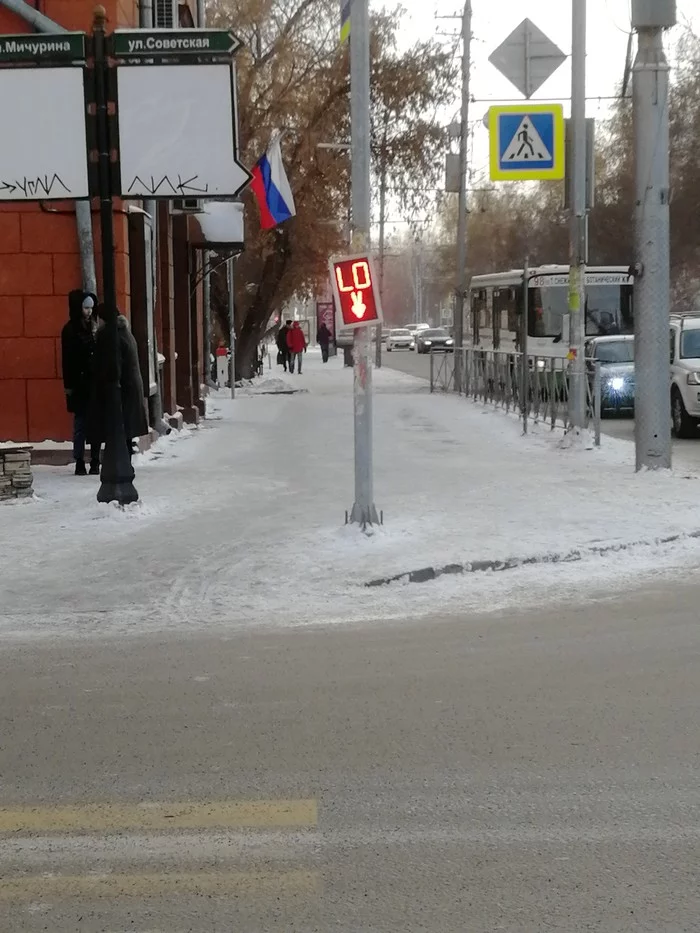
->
468, 265, 634, 357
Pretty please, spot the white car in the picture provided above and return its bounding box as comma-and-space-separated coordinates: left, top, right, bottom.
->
670, 314, 700, 437
385, 328, 415, 351
406, 323, 430, 350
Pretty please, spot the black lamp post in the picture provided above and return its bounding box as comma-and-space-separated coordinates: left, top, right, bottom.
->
92, 6, 138, 505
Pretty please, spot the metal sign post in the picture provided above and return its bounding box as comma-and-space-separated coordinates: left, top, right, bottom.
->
93, 8, 139, 505
330, 255, 383, 527
453, 0, 471, 396
567, 0, 588, 435
346, 0, 380, 528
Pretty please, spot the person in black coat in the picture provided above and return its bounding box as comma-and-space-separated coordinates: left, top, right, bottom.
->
92, 308, 149, 461
317, 322, 332, 363
276, 319, 292, 372
61, 289, 101, 475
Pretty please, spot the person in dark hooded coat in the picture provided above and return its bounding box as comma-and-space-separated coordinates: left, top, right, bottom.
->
92, 308, 149, 460
61, 289, 101, 475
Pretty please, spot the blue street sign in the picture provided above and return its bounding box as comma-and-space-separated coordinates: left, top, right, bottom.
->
489, 104, 565, 181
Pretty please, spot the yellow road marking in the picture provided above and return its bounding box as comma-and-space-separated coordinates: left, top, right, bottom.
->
0, 799, 317, 835
0, 870, 319, 901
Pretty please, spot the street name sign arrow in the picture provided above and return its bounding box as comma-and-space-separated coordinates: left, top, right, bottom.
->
112, 29, 241, 58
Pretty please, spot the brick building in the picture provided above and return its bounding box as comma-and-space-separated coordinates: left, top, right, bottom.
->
0, 0, 228, 451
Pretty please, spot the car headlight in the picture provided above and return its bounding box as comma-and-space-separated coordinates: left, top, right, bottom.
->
446, 339, 454, 345
687, 372, 700, 385
424, 340, 432, 346
608, 376, 625, 392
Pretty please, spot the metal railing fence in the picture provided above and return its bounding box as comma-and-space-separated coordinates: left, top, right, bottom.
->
430, 347, 602, 445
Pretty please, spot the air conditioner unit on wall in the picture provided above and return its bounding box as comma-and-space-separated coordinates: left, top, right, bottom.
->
171, 198, 204, 214
154, 0, 178, 28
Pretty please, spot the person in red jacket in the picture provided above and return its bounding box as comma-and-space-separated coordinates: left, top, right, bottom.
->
286, 321, 307, 374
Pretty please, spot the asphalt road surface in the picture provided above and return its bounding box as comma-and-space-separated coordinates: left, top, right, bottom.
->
383, 347, 700, 467
2, 575, 700, 931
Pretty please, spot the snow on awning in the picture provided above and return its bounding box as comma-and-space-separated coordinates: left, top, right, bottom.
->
188, 201, 245, 253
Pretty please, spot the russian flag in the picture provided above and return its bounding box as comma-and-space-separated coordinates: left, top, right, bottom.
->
250, 134, 296, 230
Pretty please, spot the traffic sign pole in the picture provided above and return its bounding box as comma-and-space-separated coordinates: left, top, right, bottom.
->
93, 8, 138, 506
453, 0, 471, 396
348, 0, 379, 528
567, 0, 587, 435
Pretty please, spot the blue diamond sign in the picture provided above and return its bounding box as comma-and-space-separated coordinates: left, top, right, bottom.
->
489, 103, 565, 182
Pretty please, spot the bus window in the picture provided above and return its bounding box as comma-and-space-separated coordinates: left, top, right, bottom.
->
585, 285, 634, 336
529, 286, 568, 338
529, 283, 633, 340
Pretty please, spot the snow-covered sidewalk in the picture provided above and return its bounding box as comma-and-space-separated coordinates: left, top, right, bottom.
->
2, 350, 700, 639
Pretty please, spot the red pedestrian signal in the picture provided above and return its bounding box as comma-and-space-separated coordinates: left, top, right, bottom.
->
329, 254, 383, 330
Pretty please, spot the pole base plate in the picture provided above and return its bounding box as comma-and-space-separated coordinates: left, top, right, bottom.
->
347, 503, 382, 530
97, 480, 139, 506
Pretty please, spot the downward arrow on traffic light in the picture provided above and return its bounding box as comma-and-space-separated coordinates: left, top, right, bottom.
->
350, 291, 366, 318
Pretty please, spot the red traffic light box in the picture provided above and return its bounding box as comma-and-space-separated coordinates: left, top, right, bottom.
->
329, 254, 383, 330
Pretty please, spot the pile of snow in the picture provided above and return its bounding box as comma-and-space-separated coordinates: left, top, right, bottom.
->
2, 355, 700, 640
235, 376, 306, 396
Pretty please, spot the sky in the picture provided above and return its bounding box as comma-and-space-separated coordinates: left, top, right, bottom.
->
383, 0, 698, 232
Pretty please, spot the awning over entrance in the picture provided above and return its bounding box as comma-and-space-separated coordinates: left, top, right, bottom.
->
188, 201, 244, 252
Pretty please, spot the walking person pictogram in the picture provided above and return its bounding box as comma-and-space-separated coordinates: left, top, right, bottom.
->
501, 116, 551, 164
516, 122, 536, 158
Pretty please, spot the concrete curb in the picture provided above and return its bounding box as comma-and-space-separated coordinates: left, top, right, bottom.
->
365, 529, 700, 588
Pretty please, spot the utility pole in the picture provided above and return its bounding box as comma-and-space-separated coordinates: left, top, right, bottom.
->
375, 127, 388, 369
568, 0, 587, 434
349, 0, 379, 526
632, 0, 675, 470
567, 0, 588, 432
453, 0, 471, 395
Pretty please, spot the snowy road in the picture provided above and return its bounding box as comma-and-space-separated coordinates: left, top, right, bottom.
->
3, 352, 700, 638
1, 581, 699, 930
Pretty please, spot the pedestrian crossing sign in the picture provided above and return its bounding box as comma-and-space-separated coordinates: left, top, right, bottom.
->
489, 104, 565, 181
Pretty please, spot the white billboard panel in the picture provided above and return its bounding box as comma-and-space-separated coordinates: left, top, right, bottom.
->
0, 67, 89, 201
116, 63, 251, 199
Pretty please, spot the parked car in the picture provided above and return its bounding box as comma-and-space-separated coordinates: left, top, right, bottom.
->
385, 328, 415, 352
585, 335, 635, 416
415, 328, 455, 354
670, 314, 700, 437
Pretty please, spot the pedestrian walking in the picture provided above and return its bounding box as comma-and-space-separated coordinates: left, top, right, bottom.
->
276, 319, 292, 372
317, 322, 332, 363
92, 308, 149, 462
286, 321, 307, 373
61, 290, 101, 475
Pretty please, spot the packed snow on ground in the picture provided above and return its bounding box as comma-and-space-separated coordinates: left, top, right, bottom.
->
233, 376, 307, 396
2, 350, 700, 640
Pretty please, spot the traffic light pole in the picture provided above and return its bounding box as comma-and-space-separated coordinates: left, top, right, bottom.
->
349, 0, 379, 527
